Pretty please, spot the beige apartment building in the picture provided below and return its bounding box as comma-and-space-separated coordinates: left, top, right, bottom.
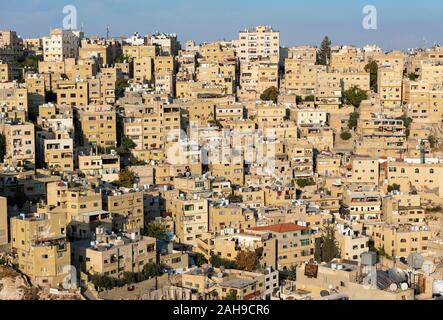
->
46, 181, 103, 225
316, 154, 341, 177
342, 187, 382, 222
72, 229, 156, 278
208, 203, 255, 233
368, 223, 432, 258
296, 261, 414, 300
283, 61, 318, 97
133, 56, 153, 84
0, 61, 11, 82
56, 80, 89, 106
171, 196, 209, 246
44, 137, 74, 172
386, 161, 443, 197
0, 197, 7, 247
78, 153, 120, 182
335, 224, 369, 262
248, 223, 314, 270
403, 80, 443, 124
287, 46, 317, 64
25, 73, 46, 115
10, 212, 70, 288
355, 116, 407, 158
0, 121, 35, 169
103, 190, 144, 232
378, 65, 403, 106
330, 46, 362, 71
0, 84, 28, 114
348, 156, 379, 185
76, 104, 117, 149
382, 194, 425, 224
43, 28, 80, 62
315, 70, 342, 109
237, 26, 280, 63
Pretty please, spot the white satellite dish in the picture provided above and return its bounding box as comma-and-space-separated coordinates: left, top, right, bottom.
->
422, 261, 436, 275
389, 283, 398, 292
401, 283, 409, 291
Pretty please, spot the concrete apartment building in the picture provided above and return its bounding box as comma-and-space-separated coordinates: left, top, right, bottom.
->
72, 229, 157, 277
341, 187, 382, 222
0, 83, 28, 113
0, 30, 24, 63
378, 65, 403, 106
355, 116, 407, 158
403, 80, 443, 124
44, 137, 74, 172
367, 223, 432, 258
386, 161, 443, 197
10, 211, 70, 288
296, 261, 414, 300
43, 28, 80, 62
335, 223, 369, 262
382, 194, 426, 224
78, 153, 120, 182
148, 33, 181, 56
248, 223, 315, 270
237, 26, 280, 63
0, 197, 7, 247
103, 189, 144, 232
76, 104, 117, 149
171, 195, 209, 246
0, 61, 11, 82
0, 121, 35, 169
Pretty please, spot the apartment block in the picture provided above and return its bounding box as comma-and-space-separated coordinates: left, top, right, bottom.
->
237, 26, 280, 63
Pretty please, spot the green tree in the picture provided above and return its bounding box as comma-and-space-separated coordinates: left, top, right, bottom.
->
287, 265, 297, 281
235, 250, 259, 272
117, 169, 136, 188
117, 136, 137, 155
143, 262, 161, 279
315, 227, 340, 263
296, 178, 315, 188
193, 253, 207, 267
408, 73, 418, 81
304, 95, 315, 102
116, 78, 130, 97
0, 134, 6, 163
227, 194, 243, 204
114, 53, 131, 64
210, 255, 236, 269
348, 112, 360, 130
17, 55, 42, 72
343, 86, 368, 108
314, 238, 322, 263
317, 36, 331, 65
388, 184, 401, 193
397, 114, 413, 138
364, 60, 378, 92
143, 221, 168, 241
260, 86, 279, 103
428, 135, 438, 149
224, 289, 238, 300
296, 95, 303, 104
340, 131, 352, 141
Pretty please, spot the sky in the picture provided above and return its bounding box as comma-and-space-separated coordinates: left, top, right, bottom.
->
1, 0, 443, 50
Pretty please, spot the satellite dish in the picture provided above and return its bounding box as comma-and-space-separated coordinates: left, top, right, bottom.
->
388, 268, 408, 283
407, 253, 425, 269
401, 283, 409, 291
422, 261, 436, 275
389, 283, 398, 292
320, 290, 330, 297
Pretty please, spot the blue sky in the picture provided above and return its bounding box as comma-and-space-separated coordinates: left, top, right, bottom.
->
1, 0, 442, 50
